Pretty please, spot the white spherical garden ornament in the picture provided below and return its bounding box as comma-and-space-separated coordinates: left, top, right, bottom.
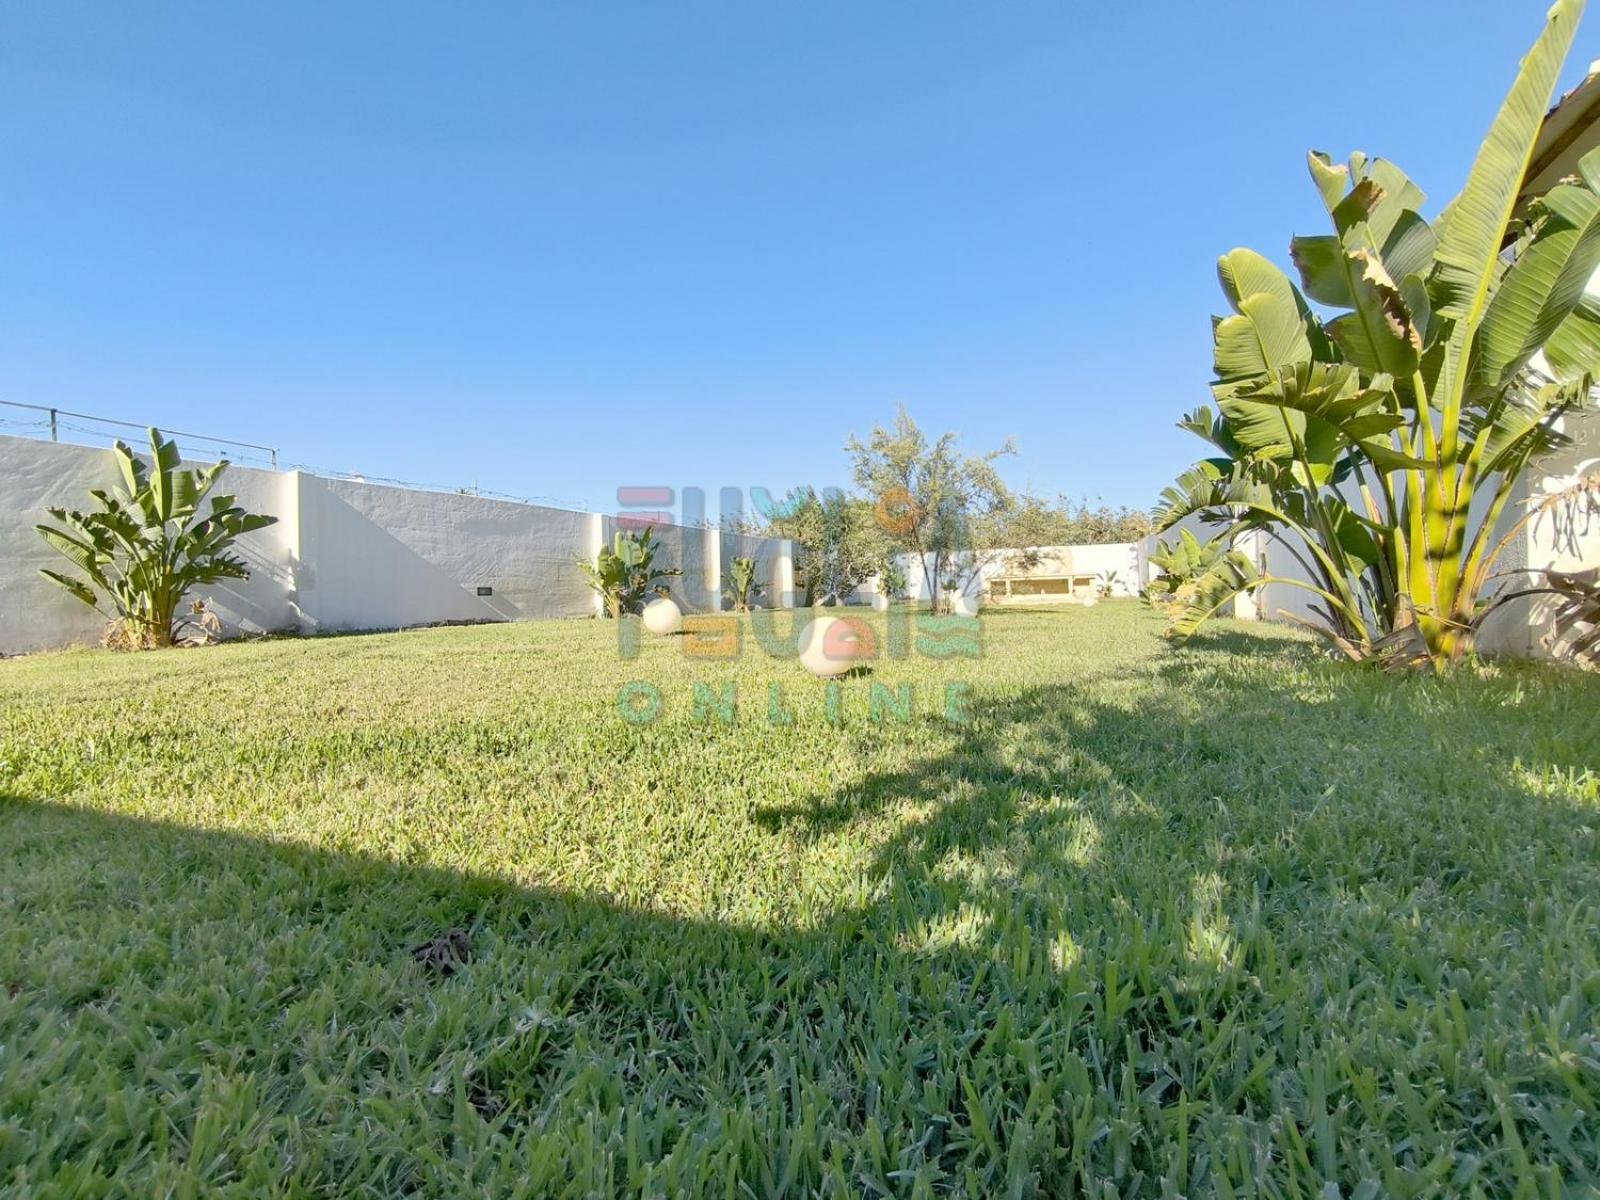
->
952, 590, 981, 617
798, 615, 874, 678
1080, 591, 1099, 609
641, 595, 683, 635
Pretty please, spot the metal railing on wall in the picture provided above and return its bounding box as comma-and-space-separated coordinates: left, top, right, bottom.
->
0, 398, 596, 512
0, 399, 279, 470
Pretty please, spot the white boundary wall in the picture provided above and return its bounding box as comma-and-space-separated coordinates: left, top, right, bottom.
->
1449, 409, 1598, 658
0, 434, 793, 654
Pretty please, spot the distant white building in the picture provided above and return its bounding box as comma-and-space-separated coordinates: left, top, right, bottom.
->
874, 542, 1142, 607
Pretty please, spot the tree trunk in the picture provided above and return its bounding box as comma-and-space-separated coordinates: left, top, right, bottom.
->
149, 595, 178, 648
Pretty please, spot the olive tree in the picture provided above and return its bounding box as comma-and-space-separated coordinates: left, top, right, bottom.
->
759, 487, 891, 606
847, 408, 1016, 613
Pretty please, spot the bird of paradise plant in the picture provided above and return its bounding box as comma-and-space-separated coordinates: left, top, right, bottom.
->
36, 428, 278, 648
1156, 0, 1600, 668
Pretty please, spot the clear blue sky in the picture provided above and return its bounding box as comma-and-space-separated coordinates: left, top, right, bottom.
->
2, 2, 1593, 513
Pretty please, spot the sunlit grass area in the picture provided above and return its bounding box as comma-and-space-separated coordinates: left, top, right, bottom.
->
3, 604, 1598, 1197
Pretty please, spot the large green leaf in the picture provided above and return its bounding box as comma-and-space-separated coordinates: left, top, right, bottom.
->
235, 513, 278, 536
1289, 236, 1352, 307
1292, 229, 1426, 377
1323, 251, 1422, 375
1221, 362, 1423, 472
1216, 394, 1340, 481
1539, 147, 1600, 387
1307, 152, 1349, 212
1359, 159, 1427, 248
1329, 178, 1385, 239
1154, 459, 1230, 531
1325, 497, 1382, 567
1213, 391, 1302, 459
188, 461, 228, 512
148, 429, 182, 524
38, 568, 101, 610
1301, 153, 1433, 281
1430, 0, 1583, 328
1218, 246, 1297, 310
1213, 249, 1312, 384
1471, 166, 1600, 397
1150, 527, 1228, 579
1176, 405, 1248, 457
1379, 211, 1438, 285
1467, 376, 1584, 474
35, 524, 106, 577
1165, 549, 1263, 641
113, 440, 144, 499
1543, 289, 1600, 378
173, 468, 204, 517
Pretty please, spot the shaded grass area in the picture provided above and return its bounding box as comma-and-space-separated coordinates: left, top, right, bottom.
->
1, 604, 1598, 1197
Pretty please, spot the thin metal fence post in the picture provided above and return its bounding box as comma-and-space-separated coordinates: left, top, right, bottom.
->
0, 399, 276, 464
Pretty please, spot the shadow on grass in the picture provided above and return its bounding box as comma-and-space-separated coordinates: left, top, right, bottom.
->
3, 632, 1598, 1195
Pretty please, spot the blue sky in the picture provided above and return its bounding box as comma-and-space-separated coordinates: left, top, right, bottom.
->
2, 2, 1593, 513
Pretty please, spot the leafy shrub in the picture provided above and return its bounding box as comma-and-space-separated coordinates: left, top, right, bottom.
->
579, 526, 681, 617
35, 428, 277, 649
724, 555, 763, 612
877, 559, 908, 600
1145, 530, 1227, 611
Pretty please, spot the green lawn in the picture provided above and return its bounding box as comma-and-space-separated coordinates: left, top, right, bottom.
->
2, 604, 1598, 1197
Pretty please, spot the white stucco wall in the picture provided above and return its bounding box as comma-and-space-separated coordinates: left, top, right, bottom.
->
1475, 408, 1600, 657
0, 434, 788, 653
317, 476, 597, 623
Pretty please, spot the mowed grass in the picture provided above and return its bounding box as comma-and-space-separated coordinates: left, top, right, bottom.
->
2, 604, 1598, 1198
